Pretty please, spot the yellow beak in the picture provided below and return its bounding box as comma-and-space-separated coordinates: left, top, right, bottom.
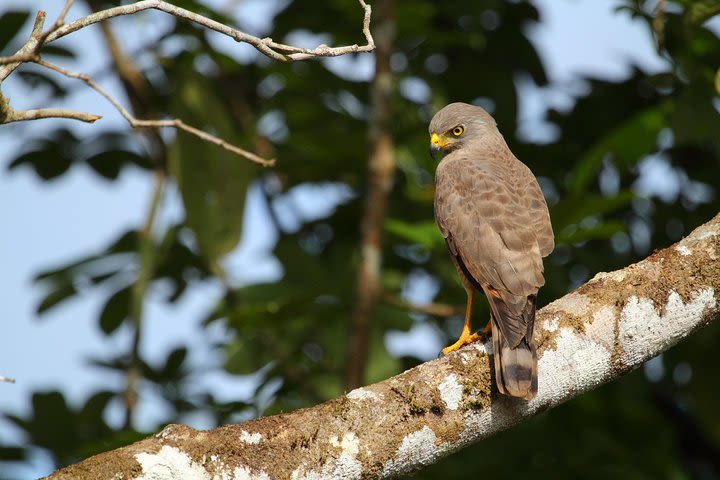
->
430, 132, 453, 159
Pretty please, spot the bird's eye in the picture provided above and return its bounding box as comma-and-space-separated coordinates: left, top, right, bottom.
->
452, 126, 464, 136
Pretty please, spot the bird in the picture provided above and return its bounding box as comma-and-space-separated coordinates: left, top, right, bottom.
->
429, 102, 554, 400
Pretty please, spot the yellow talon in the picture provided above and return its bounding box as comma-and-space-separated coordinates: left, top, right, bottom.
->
441, 290, 492, 355
441, 330, 481, 355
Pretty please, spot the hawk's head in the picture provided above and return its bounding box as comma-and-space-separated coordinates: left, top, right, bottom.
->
428, 102, 497, 159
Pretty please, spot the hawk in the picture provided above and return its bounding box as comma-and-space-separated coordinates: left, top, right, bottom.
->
429, 102, 554, 400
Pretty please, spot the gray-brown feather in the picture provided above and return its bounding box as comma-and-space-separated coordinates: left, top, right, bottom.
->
431, 102, 553, 400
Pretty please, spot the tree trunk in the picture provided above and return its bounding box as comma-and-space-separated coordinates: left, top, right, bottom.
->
47, 213, 720, 480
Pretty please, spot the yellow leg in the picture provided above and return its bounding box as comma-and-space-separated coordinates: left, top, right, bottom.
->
442, 290, 481, 355
479, 321, 492, 339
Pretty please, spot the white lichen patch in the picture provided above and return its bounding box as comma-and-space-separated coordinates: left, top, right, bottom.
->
618, 289, 716, 365
591, 270, 627, 283
289, 432, 363, 480
459, 340, 490, 362
543, 316, 559, 332
691, 222, 719, 241
290, 453, 362, 480
543, 291, 592, 318
588, 305, 617, 350
438, 374, 462, 410
154, 424, 186, 441
675, 245, 692, 256
239, 430, 262, 444
135, 445, 210, 480
381, 426, 438, 477
329, 432, 359, 455
346, 387, 380, 401
536, 327, 612, 401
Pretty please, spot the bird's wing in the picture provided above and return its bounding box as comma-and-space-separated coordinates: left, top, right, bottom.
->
520, 165, 555, 257
434, 154, 552, 320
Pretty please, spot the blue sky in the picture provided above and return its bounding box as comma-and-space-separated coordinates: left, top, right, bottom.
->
0, 0, 668, 477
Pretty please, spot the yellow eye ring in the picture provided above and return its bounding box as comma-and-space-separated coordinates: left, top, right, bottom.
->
452, 126, 464, 136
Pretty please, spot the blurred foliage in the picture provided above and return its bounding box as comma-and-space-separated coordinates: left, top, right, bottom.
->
1, 0, 720, 478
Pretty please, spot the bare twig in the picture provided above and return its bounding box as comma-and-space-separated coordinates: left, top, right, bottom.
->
0, 0, 374, 164
0, 11, 46, 81
30, 57, 274, 166
0, 2, 74, 77
43, 0, 374, 62
3, 107, 100, 124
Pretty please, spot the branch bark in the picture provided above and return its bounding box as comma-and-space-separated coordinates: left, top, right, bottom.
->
46, 213, 720, 479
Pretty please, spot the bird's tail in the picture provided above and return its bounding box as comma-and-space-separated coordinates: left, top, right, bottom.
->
488, 293, 538, 400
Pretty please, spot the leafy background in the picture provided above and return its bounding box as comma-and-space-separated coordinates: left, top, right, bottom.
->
1, 0, 720, 478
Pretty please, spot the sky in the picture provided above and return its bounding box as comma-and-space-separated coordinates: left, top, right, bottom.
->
0, 0, 669, 477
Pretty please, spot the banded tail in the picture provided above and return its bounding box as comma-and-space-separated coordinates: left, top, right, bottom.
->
486, 289, 538, 400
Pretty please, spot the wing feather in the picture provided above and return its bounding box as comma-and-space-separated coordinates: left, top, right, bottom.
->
434, 153, 553, 316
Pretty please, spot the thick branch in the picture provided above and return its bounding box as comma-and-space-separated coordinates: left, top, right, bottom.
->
47, 215, 720, 479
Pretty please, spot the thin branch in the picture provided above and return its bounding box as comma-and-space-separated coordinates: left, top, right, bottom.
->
3, 107, 101, 124
0, 2, 72, 76
0, 0, 374, 165
43, 0, 374, 63
0, 11, 46, 81
32, 57, 274, 167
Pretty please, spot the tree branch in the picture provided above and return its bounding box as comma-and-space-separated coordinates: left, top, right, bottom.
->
29, 57, 275, 167
46, 214, 720, 479
0, 10, 46, 81
43, 0, 374, 62
0, 0, 375, 165
0, 106, 101, 124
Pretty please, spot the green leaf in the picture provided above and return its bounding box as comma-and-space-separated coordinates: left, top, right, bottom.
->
17, 70, 68, 97
685, 1, 720, 25
557, 220, 627, 244
384, 219, 443, 249
0, 10, 30, 53
9, 149, 73, 180
37, 282, 77, 315
168, 69, 256, 263
7, 128, 78, 180
161, 347, 188, 380
99, 287, 131, 335
552, 190, 635, 228
569, 106, 665, 194
85, 150, 148, 180
40, 44, 76, 59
